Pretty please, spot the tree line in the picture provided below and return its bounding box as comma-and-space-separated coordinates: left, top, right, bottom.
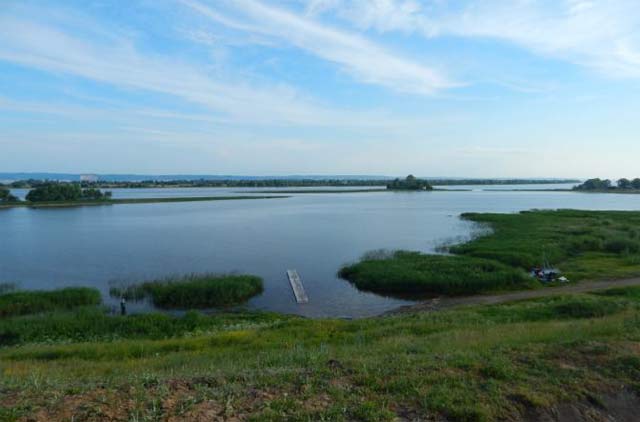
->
574, 178, 640, 191
4, 178, 580, 190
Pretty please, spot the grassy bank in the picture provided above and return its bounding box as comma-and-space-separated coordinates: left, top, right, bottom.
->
2, 287, 640, 420
0, 195, 288, 209
0, 287, 101, 318
110, 274, 264, 309
453, 210, 640, 280
340, 210, 640, 296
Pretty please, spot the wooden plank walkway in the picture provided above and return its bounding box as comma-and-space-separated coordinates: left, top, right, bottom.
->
286, 269, 309, 304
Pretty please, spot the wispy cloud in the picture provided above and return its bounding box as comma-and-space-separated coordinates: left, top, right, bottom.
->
0, 12, 367, 128
311, 0, 640, 78
180, 0, 456, 95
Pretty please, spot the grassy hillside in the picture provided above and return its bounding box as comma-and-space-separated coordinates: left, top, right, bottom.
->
1, 288, 640, 421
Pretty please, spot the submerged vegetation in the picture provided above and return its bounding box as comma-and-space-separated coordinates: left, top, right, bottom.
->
109, 274, 264, 309
0, 287, 101, 318
341, 210, 640, 296
2, 286, 640, 420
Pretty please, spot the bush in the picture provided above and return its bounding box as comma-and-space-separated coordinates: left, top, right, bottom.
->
339, 251, 530, 296
110, 274, 264, 309
604, 237, 640, 254
0, 288, 101, 318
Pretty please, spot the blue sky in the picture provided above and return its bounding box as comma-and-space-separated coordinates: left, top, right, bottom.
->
1, 0, 639, 177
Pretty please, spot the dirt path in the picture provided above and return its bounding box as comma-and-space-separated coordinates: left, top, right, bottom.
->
388, 277, 640, 315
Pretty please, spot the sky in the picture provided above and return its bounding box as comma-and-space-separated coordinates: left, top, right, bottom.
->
1, 0, 639, 178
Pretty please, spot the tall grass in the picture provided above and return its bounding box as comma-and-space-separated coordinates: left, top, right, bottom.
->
0, 287, 101, 318
0, 307, 288, 346
111, 274, 263, 309
452, 209, 640, 272
339, 251, 530, 296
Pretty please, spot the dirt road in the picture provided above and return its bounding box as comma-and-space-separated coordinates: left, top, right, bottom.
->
388, 278, 640, 315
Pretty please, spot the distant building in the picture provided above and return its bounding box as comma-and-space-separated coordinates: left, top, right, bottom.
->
80, 174, 99, 182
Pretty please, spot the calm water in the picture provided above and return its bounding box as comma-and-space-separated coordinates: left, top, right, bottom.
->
2, 186, 640, 317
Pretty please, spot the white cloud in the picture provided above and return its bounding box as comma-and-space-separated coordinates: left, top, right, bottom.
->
180, 0, 456, 95
311, 0, 640, 78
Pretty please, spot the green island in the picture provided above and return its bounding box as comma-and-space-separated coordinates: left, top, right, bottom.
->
109, 274, 264, 309
573, 177, 640, 193
3, 210, 640, 420
386, 174, 433, 191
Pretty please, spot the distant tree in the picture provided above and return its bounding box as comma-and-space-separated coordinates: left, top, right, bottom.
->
574, 178, 612, 191
617, 178, 632, 189
387, 175, 432, 191
632, 179, 640, 190
0, 187, 19, 203
25, 183, 110, 202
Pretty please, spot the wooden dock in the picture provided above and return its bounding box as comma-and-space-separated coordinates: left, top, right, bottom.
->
286, 270, 309, 304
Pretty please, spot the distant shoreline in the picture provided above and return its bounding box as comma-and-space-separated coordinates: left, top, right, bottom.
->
0, 195, 289, 209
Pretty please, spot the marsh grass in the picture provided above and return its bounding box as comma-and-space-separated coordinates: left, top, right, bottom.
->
453, 210, 640, 279
339, 251, 531, 296
341, 210, 640, 296
0, 287, 101, 318
110, 274, 264, 309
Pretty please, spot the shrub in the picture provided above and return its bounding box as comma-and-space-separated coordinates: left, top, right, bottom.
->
604, 237, 640, 254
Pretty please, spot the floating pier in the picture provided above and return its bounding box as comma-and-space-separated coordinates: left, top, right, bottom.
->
286, 269, 309, 304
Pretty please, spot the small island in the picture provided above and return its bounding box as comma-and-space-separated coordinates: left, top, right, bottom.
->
574, 177, 640, 193
25, 182, 112, 202
386, 174, 433, 191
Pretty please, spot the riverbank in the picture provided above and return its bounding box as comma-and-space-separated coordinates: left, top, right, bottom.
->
0, 195, 288, 209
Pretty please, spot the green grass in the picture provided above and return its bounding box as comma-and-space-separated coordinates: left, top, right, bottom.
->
0, 287, 101, 318
341, 210, 640, 296
110, 274, 264, 309
0, 307, 290, 347
0, 195, 288, 209
453, 210, 640, 281
339, 251, 531, 296
2, 290, 640, 420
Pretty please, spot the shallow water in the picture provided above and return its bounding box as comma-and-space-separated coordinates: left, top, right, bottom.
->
2, 186, 640, 317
